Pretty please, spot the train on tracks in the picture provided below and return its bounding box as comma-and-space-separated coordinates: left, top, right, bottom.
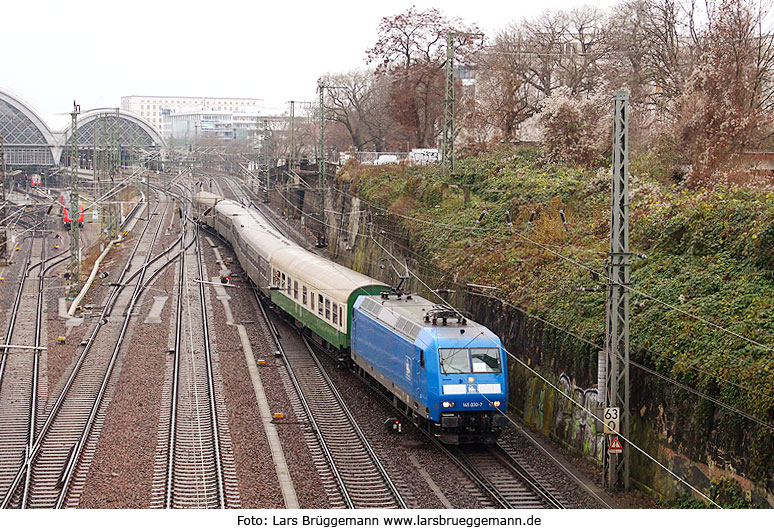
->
59, 193, 84, 229
194, 191, 508, 444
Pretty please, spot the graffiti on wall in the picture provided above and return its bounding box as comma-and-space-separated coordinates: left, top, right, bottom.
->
554, 373, 604, 462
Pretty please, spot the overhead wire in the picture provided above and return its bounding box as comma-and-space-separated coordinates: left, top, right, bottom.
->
255, 180, 774, 423
368, 228, 723, 508
307, 177, 772, 355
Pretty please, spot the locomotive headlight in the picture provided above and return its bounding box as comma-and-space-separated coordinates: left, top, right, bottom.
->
442, 401, 455, 408
492, 401, 501, 408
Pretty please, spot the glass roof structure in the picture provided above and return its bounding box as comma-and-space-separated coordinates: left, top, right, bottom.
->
0, 90, 164, 167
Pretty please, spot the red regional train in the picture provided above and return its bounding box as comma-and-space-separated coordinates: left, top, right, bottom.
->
60, 193, 84, 229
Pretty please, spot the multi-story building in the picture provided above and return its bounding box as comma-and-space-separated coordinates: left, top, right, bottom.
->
120, 95, 264, 136
169, 110, 234, 142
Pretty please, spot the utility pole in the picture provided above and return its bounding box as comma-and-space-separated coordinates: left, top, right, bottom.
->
263, 120, 270, 203
68, 101, 81, 298
288, 100, 296, 170
317, 83, 326, 229
603, 90, 631, 491
98, 113, 108, 235
441, 31, 483, 175
107, 109, 120, 239
0, 134, 7, 265
315, 81, 345, 239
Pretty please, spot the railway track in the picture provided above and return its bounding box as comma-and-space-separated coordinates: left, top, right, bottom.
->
216, 171, 576, 508
447, 443, 565, 509
153, 224, 239, 509
0, 196, 172, 508
254, 293, 406, 509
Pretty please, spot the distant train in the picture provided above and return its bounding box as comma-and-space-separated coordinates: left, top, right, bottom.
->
60, 193, 84, 229
194, 191, 509, 444
30, 174, 41, 187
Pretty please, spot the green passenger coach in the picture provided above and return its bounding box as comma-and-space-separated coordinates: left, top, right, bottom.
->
268, 246, 388, 350
193, 191, 389, 351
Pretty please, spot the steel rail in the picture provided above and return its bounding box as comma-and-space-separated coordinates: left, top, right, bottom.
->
194, 226, 226, 508
21, 234, 46, 507
251, 288, 353, 508
0, 195, 159, 507
54, 197, 170, 507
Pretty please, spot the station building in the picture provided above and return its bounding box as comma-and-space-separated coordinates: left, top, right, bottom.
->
120, 95, 264, 137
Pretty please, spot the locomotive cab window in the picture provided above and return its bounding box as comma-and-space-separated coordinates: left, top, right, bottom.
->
470, 348, 502, 373
438, 348, 471, 374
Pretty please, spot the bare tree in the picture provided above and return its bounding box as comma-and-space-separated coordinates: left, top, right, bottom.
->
323, 70, 396, 151
366, 6, 481, 148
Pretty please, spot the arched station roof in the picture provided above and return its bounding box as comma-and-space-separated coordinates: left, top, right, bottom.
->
61, 108, 164, 151
0, 88, 57, 166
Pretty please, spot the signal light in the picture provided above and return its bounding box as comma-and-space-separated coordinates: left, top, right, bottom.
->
221, 275, 230, 284
64, 272, 72, 280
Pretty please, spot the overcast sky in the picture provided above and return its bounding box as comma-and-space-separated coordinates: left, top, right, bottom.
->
3, 0, 618, 127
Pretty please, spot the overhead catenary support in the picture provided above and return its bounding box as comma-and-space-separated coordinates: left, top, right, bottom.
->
317, 82, 326, 230
263, 120, 270, 203
0, 135, 7, 264
68, 101, 81, 298
603, 89, 631, 491
288, 101, 296, 170
441, 31, 483, 175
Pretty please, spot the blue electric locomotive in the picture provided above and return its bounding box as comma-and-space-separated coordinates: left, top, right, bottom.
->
352, 291, 508, 444
194, 191, 509, 444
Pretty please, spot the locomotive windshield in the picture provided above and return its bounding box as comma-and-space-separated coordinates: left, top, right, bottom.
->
438, 348, 471, 374
470, 348, 501, 373
439, 347, 502, 374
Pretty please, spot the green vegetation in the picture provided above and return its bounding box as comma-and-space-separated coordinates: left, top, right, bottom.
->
350, 147, 774, 484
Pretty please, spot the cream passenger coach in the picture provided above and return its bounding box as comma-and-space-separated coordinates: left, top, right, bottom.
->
194, 191, 388, 349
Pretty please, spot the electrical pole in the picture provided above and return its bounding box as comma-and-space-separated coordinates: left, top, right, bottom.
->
441, 31, 483, 175
317, 83, 326, 230
263, 120, 270, 203
288, 100, 296, 170
108, 109, 120, 239
0, 134, 7, 265
603, 90, 631, 491
68, 101, 81, 298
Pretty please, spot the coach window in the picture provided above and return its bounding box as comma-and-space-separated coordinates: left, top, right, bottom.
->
310, 292, 314, 311
281, 273, 285, 289
332, 304, 338, 326
339, 306, 343, 326
318, 294, 323, 316
293, 281, 298, 300
303, 286, 308, 305
287, 277, 292, 295
325, 299, 330, 320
